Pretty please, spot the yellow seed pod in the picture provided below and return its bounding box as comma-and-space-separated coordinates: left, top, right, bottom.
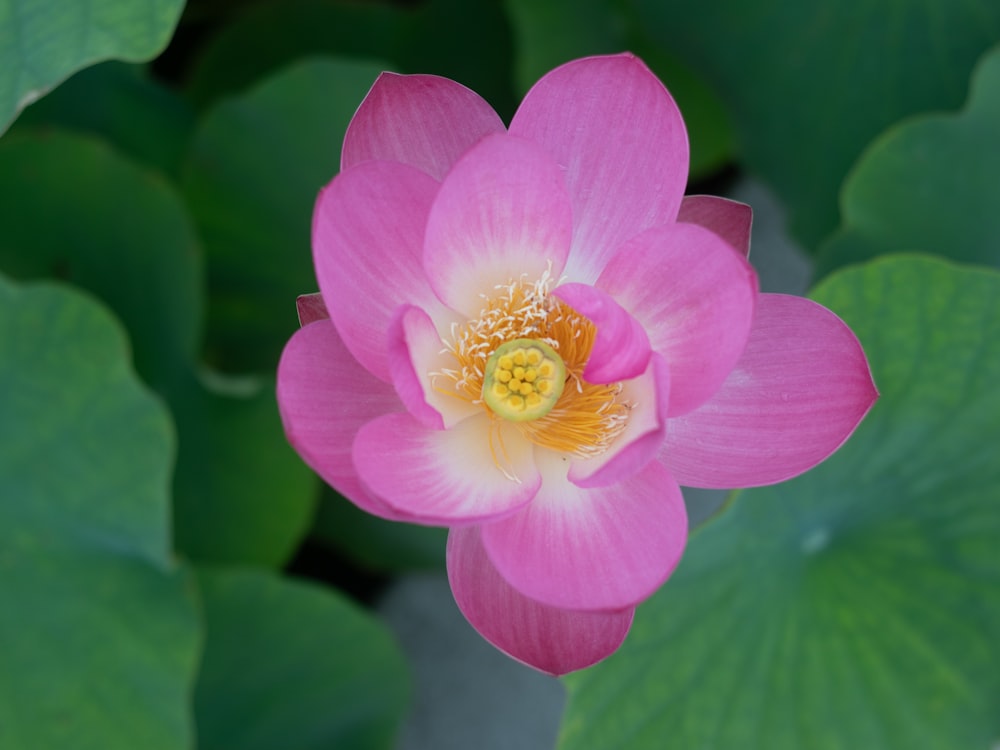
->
482, 338, 566, 422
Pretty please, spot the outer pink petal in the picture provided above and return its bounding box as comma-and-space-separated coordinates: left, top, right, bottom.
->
313, 160, 444, 382
423, 133, 573, 317
277, 320, 408, 521
481, 451, 687, 611
677, 195, 753, 257
295, 293, 329, 325
552, 283, 650, 384
448, 526, 634, 676
663, 294, 878, 488
387, 304, 478, 429
598, 222, 758, 416
509, 53, 689, 283
569, 353, 669, 488
353, 412, 541, 525
342, 72, 506, 179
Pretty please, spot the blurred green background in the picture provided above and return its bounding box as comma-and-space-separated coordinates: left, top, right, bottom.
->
1, 1, 998, 748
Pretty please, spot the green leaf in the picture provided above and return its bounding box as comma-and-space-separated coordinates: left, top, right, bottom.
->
182, 57, 386, 373
171, 370, 318, 566
313, 487, 447, 572
185, 0, 401, 109
9, 61, 196, 176
0, 131, 316, 567
634, 0, 1000, 247
194, 567, 411, 750
559, 255, 1000, 749
817, 44, 1000, 279
505, 0, 734, 178
0, 276, 199, 750
0, 131, 202, 390
186, 0, 516, 118
0, 0, 185, 134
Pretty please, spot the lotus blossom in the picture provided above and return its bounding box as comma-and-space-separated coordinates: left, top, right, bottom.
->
277, 53, 877, 675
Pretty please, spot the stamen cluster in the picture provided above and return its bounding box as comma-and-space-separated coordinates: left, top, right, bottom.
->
434, 270, 630, 458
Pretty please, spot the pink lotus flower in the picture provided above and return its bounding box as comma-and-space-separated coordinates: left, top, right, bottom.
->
277, 54, 877, 675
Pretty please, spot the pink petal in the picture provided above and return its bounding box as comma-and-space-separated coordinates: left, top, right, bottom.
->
569, 353, 669, 488
448, 526, 634, 676
387, 304, 478, 429
387, 305, 444, 430
598, 222, 758, 416
509, 53, 689, 284
295, 293, 329, 325
552, 282, 650, 384
677, 195, 753, 257
423, 133, 573, 317
481, 451, 688, 611
342, 72, 506, 180
313, 160, 444, 382
276, 320, 408, 521
352, 413, 541, 524
663, 294, 879, 488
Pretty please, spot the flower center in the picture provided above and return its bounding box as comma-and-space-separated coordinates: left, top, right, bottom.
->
432, 269, 630, 463
482, 338, 566, 421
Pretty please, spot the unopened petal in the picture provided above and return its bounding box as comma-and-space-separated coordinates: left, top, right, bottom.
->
598, 222, 758, 416
423, 133, 573, 317
663, 294, 878, 488
353, 413, 540, 524
510, 53, 689, 283
295, 293, 329, 326
677, 195, 753, 257
448, 526, 634, 676
277, 320, 407, 520
481, 451, 687, 611
342, 72, 505, 179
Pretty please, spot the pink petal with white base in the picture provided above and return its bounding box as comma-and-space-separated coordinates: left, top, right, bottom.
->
387, 304, 477, 429
482, 451, 687, 611
277, 320, 408, 521
423, 134, 573, 317
553, 282, 651, 384
677, 195, 753, 257
353, 412, 540, 525
313, 160, 444, 382
448, 526, 634, 676
663, 294, 879, 488
598, 222, 758, 416
509, 53, 688, 283
342, 72, 505, 179
569, 353, 669, 488
295, 293, 329, 325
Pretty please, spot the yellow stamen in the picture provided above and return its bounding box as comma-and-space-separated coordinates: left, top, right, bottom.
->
432, 269, 631, 461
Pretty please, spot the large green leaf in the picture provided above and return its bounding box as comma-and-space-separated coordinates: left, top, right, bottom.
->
634, 0, 1000, 247
505, 0, 734, 178
171, 370, 317, 565
817, 45, 1000, 278
185, 0, 400, 108
0, 276, 199, 750
0, 0, 185, 134
0, 131, 316, 567
194, 567, 410, 750
182, 57, 386, 373
0, 131, 202, 389
9, 61, 195, 176
185, 0, 516, 117
559, 255, 1000, 749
